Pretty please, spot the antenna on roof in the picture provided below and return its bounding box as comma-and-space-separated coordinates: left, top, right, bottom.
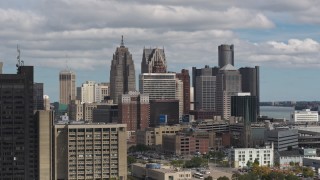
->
16, 44, 24, 69
120, 35, 124, 47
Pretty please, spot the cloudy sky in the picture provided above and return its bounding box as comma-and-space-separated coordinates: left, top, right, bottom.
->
0, 0, 319, 102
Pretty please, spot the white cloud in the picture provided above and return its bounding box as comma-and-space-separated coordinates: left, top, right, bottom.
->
268, 38, 320, 53
0, 9, 45, 31
237, 38, 320, 68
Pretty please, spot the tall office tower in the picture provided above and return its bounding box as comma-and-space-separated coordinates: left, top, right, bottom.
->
231, 93, 257, 148
43, 95, 51, 110
195, 71, 217, 112
119, 91, 150, 131
34, 82, 44, 110
231, 93, 257, 123
218, 44, 234, 67
176, 69, 190, 114
53, 123, 127, 180
140, 73, 184, 120
192, 65, 219, 111
59, 69, 76, 104
192, 66, 219, 109
140, 73, 177, 100
141, 48, 167, 73
216, 64, 242, 120
239, 66, 260, 116
0, 66, 38, 179
110, 36, 136, 104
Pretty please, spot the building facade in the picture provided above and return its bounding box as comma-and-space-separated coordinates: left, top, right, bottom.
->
136, 125, 182, 147
34, 82, 44, 110
53, 123, 127, 180
216, 64, 242, 120
150, 100, 180, 127
230, 143, 274, 168
239, 66, 260, 116
59, 69, 76, 104
139, 73, 177, 100
192, 65, 219, 110
218, 44, 234, 67
80, 81, 110, 103
162, 134, 210, 155
118, 91, 150, 131
291, 109, 319, 122
132, 163, 192, 180
266, 129, 299, 152
109, 37, 136, 104
176, 69, 190, 114
141, 48, 167, 73
0, 66, 38, 179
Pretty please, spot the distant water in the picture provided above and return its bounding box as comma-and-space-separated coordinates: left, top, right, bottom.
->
260, 106, 294, 120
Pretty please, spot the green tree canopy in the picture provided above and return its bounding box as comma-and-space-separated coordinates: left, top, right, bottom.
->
217, 176, 230, 180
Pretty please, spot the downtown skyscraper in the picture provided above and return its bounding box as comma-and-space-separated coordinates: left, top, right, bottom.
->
59, 69, 76, 104
218, 44, 234, 68
141, 47, 167, 73
0, 66, 38, 179
110, 36, 136, 104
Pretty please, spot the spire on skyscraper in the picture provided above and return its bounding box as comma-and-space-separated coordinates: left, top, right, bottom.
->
120, 35, 124, 47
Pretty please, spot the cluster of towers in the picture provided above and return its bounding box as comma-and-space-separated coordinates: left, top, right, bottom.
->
57, 37, 259, 146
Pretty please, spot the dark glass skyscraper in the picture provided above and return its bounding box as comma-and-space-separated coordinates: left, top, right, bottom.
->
218, 44, 234, 67
0, 66, 38, 179
239, 66, 260, 115
34, 82, 44, 110
110, 36, 136, 104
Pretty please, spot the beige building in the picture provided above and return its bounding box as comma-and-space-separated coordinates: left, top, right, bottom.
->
69, 101, 113, 122
36, 110, 55, 180
59, 69, 76, 104
132, 163, 192, 180
53, 123, 127, 180
136, 125, 182, 147
69, 100, 84, 121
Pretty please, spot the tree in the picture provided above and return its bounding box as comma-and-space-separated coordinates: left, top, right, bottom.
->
217, 176, 230, 180
285, 174, 300, 180
253, 158, 259, 167
246, 160, 252, 168
302, 167, 314, 177
205, 176, 214, 180
171, 160, 184, 167
184, 157, 207, 168
289, 161, 295, 167
127, 156, 136, 165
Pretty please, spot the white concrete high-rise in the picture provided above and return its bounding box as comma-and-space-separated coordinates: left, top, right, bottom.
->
139, 73, 184, 119
80, 81, 110, 103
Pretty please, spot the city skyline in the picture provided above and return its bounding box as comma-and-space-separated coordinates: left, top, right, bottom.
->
0, 1, 319, 101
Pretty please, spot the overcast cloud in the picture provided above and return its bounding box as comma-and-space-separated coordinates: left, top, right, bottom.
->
0, 0, 319, 101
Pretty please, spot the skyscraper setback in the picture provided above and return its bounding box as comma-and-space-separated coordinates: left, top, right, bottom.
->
59, 69, 76, 104
110, 36, 136, 104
